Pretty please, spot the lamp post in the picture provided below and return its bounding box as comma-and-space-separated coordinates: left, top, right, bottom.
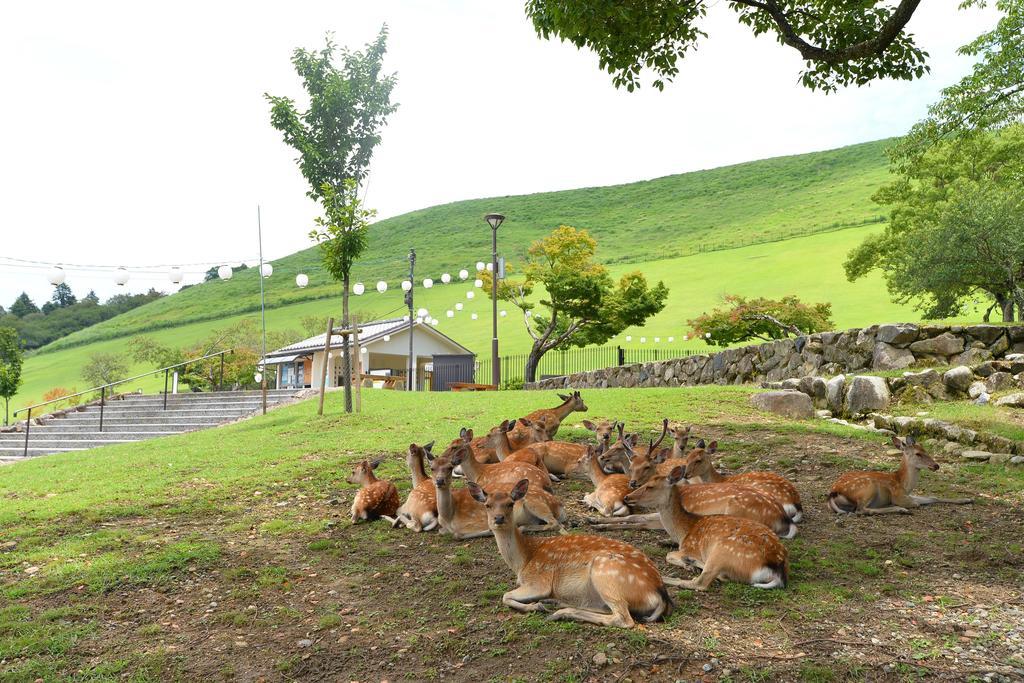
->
405, 248, 416, 391
484, 213, 505, 388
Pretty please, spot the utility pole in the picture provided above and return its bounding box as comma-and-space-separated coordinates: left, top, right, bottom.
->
405, 248, 416, 391
257, 205, 268, 415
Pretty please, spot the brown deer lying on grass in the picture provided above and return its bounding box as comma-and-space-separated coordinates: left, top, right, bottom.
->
450, 441, 565, 531
393, 442, 439, 532
513, 391, 588, 440
347, 459, 400, 524
484, 420, 555, 479
667, 423, 692, 458
683, 440, 803, 522
828, 436, 973, 515
504, 417, 592, 480
625, 466, 789, 590
598, 421, 670, 474
582, 419, 619, 450
469, 478, 674, 627
452, 417, 550, 464
581, 445, 633, 517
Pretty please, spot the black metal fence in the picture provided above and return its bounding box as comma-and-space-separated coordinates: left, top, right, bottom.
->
474, 346, 700, 389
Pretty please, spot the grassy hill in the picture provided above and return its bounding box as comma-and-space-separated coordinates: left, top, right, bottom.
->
11, 138, 948, 410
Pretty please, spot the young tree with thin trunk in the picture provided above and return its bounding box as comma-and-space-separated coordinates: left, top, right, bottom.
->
483, 226, 668, 384
0, 328, 23, 425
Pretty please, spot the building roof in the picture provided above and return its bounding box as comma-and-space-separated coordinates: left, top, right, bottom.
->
262, 317, 473, 362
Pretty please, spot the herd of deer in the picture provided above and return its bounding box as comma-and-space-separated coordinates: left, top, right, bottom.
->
346, 391, 973, 629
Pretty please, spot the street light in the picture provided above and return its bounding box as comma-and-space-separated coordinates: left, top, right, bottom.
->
485, 213, 505, 388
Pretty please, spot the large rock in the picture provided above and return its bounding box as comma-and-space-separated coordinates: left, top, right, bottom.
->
995, 393, 1024, 408
750, 391, 814, 419
968, 325, 1006, 345
910, 332, 965, 357
845, 376, 891, 415
957, 347, 993, 366
986, 372, 1014, 393
968, 381, 988, 399
943, 366, 975, 395
877, 323, 919, 346
872, 342, 916, 371
826, 375, 846, 414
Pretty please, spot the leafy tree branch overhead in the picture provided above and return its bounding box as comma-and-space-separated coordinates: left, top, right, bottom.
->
689, 295, 834, 346
525, 0, 931, 92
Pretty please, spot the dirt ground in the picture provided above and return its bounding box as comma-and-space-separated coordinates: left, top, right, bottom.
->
6, 426, 1024, 682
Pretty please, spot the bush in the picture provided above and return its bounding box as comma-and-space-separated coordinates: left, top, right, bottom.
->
689, 294, 833, 347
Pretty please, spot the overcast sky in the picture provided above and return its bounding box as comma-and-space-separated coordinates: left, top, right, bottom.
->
0, 0, 997, 308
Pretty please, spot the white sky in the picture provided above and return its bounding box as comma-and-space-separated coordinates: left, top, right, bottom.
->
0, 0, 997, 308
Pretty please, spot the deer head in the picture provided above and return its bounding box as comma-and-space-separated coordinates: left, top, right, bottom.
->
346, 458, 382, 486
624, 465, 686, 508
582, 419, 618, 447
517, 417, 549, 444
468, 478, 529, 528
429, 451, 457, 489
892, 435, 938, 471
668, 423, 692, 454
682, 440, 718, 480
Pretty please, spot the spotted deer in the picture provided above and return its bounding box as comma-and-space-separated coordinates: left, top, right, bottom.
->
393, 442, 439, 532
450, 441, 564, 531
514, 391, 588, 440
828, 435, 973, 515
485, 420, 555, 479
581, 445, 634, 517
667, 423, 692, 458
429, 451, 569, 538
683, 440, 803, 522
582, 420, 620, 450
453, 418, 549, 464
469, 479, 673, 627
625, 466, 789, 590
347, 459, 400, 524
597, 420, 670, 475
506, 417, 592, 479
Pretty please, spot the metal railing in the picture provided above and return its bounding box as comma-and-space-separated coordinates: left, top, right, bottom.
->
12, 349, 232, 457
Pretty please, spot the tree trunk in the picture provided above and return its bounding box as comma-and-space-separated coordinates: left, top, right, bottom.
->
3, 398, 7, 427
524, 344, 545, 385
1001, 298, 1015, 323
342, 274, 353, 414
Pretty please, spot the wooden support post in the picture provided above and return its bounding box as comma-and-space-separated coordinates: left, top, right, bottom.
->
317, 317, 334, 416
353, 331, 362, 413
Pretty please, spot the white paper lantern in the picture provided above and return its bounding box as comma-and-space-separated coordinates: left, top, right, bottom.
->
218, 265, 233, 280
476, 261, 485, 272
430, 318, 439, 326
485, 263, 494, 272
260, 262, 273, 278
458, 269, 469, 280
705, 332, 712, 339
401, 280, 412, 291
683, 334, 689, 341
499, 310, 507, 317
668, 336, 675, 343
466, 291, 475, 300
441, 273, 451, 284
654, 337, 661, 343
114, 267, 130, 286
526, 310, 532, 317
353, 282, 365, 295
471, 313, 478, 320
474, 279, 483, 288
417, 307, 429, 318
48, 265, 66, 286
360, 347, 368, 354
640, 337, 647, 343
423, 278, 434, 289
455, 303, 463, 311
376, 280, 388, 293
295, 273, 309, 288
254, 372, 263, 383
446, 310, 454, 318
626, 335, 632, 342
383, 334, 391, 342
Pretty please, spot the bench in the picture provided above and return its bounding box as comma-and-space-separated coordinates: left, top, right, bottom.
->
449, 382, 497, 392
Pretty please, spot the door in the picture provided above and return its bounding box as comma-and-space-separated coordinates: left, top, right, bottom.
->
431, 354, 476, 391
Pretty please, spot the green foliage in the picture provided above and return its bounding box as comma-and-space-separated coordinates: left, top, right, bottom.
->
847, 126, 1024, 320
486, 226, 668, 381
50, 283, 76, 308
80, 352, 129, 389
526, 0, 929, 92
299, 315, 330, 337
265, 29, 398, 199
0, 327, 23, 424
309, 179, 375, 285
689, 294, 834, 347
9, 293, 38, 318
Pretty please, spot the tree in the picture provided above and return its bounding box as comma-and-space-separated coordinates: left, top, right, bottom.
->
894, 0, 1024, 158
300, 315, 331, 337
51, 283, 76, 308
483, 226, 668, 383
846, 125, 1024, 320
83, 290, 99, 305
81, 353, 129, 388
267, 29, 397, 413
0, 327, 23, 425
9, 293, 39, 318
688, 295, 834, 347
525, 0, 930, 93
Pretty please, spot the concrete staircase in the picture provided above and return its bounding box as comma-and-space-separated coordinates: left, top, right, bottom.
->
0, 389, 299, 465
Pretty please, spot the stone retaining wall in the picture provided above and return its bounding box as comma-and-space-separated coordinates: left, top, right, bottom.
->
528, 323, 1024, 391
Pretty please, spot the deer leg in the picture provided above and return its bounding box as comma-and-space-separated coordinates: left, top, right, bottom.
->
502, 584, 552, 613
909, 495, 973, 506
674, 556, 725, 591
858, 505, 911, 516
451, 528, 493, 540
548, 559, 635, 627
379, 515, 397, 526
586, 513, 663, 531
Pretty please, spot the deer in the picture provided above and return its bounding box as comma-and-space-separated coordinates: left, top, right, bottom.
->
625, 466, 789, 590
429, 450, 569, 538
828, 435, 974, 515
393, 442, 439, 532
347, 459, 400, 524
468, 478, 674, 627
683, 440, 803, 522
451, 417, 549, 464
589, 439, 798, 538
598, 420, 672, 479
504, 417, 592, 480
581, 445, 634, 517
667, 423, 692, 458
582, 420, 620, 450
450, 441, 565, 531
484, 419, 556, 480
514, 391, 588, 440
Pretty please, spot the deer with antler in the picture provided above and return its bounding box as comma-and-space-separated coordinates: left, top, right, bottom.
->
597, 420, 672, 475
393, 442, 439, 532
625, 466, 789, 590
683, 440, 803, 522
828, 435, 973, 515
449, 439, 565, 531
469, 478, 674, 627
347, 459, 400, 524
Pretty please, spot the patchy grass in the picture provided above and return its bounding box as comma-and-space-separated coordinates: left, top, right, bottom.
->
890, 399, 1024, 443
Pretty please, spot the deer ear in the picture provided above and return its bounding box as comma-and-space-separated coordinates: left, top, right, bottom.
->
424, 440, 434, 453
450, 446, 466, 465
464, 428, 473, 441
707, 441, 718, 455
460, 427, 468, 439
510, 478, 530, 501
668, 466, 686, 485
409, 443, 419, 455
891, 435, 904, 448
370, 458, 383, 469
904, 435, 916, 446
696, 438, 706, 449
424, 448, 435, 462
581, 420, 595, 431
507, 419, 517, 431
557, 393, 570, 401
498, 419, 509, 430
467, 481, 487, 503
